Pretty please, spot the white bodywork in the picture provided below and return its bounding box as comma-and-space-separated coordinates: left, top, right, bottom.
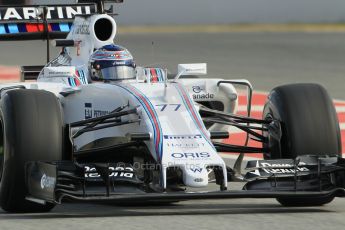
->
0, 14, 240, 189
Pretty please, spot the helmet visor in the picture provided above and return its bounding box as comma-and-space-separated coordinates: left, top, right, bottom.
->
100, 66, 135, 81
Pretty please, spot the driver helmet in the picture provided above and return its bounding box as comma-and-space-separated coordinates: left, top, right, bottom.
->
89, 44, 136, 81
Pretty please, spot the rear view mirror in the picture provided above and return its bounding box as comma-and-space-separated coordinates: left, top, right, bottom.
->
174, 63, 207, 81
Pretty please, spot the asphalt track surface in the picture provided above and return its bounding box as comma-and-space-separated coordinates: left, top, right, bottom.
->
1, 32, 345, 229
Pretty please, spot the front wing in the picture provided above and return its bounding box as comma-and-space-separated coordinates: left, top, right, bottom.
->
25, 156, 345, 205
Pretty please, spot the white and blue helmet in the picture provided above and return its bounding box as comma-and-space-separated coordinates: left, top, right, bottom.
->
89, 44, 136, 81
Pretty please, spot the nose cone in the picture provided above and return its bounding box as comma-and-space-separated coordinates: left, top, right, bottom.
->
182, 165, 209, 187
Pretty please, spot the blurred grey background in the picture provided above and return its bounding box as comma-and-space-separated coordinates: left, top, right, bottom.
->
2, 0, 345, 25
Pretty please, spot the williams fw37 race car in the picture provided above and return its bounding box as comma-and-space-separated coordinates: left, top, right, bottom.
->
0, 0, 344, 213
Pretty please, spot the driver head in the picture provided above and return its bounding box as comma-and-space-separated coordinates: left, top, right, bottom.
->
89, 44, 136, 82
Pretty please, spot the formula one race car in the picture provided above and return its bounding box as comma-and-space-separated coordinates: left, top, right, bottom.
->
0, 0, 344, 213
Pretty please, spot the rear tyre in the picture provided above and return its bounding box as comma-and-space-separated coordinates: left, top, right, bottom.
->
263, 83, 341, 206
0, 89, 64, 212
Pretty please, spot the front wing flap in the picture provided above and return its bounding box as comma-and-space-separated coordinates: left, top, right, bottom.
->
244, 155, 344, 180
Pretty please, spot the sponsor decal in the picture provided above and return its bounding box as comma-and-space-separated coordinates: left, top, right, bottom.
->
190, 167, 203, 173
47, 71, 72, 76
250, 161, 310, 176
261, 167, 309, 174
192, 86, 203, 94
166, 142, 206, 148
164, 134, 202, 140
93, 110, 111, 118
192, 85, 215, 100
113, 61, 126, 65
73, 22, 90, 35
193, 93, 214, 100
84, 166, 134, 178
44, 66, 75, 78
0, 5, 95, 21
84, 103, 93, 119
260, 162, 307, 168
84, 103, 112, 119
260, 162, 309, 174
40, 174, 56, 189
171, 152, 210, 159
94, 51, 132, 60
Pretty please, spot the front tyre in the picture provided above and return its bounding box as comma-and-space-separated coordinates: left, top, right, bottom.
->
0, 89, 64, 212
263, 83, 341, 206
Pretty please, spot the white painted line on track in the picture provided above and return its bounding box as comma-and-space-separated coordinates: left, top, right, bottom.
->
336, 106, 345, 113
219, 153, 239, 159
237, 105, 263, 112
340, 123, 345, 130
334, 99, 345, 104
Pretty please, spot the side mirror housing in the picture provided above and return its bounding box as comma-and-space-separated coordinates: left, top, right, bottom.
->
174, 63, 207, 81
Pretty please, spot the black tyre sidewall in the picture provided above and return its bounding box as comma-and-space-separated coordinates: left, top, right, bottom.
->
0, 90, 64, 212
263, 84, 341, 206
263, 83, 341, 159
